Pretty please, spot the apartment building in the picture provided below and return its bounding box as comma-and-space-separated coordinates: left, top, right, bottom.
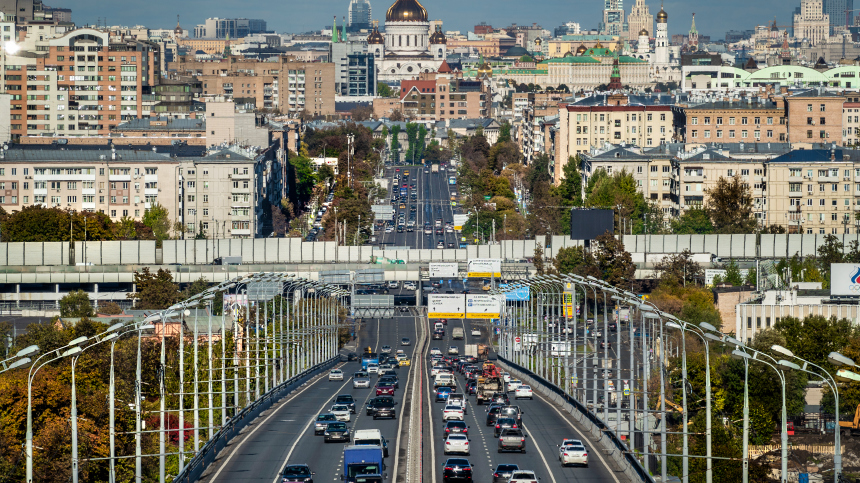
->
684, 98, 787, 144
0, 140, 283, 238
580, 145, 677, 216
785, 89, 845, 145
398, 63, 488, 121
168, 56, 336, 117
0, 28, 161, 141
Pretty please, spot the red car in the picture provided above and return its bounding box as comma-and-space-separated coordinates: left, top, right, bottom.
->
440, 319, 448, 325
376, 384, 395, 396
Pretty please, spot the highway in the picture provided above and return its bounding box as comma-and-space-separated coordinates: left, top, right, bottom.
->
374, 162, 462, 250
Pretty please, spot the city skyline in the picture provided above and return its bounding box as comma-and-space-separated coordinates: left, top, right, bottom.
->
65, 0, 799, 38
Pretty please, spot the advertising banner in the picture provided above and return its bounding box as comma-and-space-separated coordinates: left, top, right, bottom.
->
831, 263, 860, 296
499, 283, 530, 301
467, 258, 502, 278
453, 214, 470, 231
466, 294, 502, 319
429, 262, 459, 279
563, 292, 575, 318
428, 294, 466, 318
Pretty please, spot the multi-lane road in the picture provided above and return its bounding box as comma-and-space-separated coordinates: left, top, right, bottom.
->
199, 308, 624, 483
374, 163, 462, 250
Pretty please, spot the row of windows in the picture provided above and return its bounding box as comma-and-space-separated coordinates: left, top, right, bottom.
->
689, 129, 780, 140
690, 116, 781, 126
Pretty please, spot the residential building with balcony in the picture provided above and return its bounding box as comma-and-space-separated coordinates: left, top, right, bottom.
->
684, 97, 787, 144
398, 62, 488, 121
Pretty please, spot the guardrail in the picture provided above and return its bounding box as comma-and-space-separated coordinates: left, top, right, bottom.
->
172, 355, 340, 483
496, 355, 654, 483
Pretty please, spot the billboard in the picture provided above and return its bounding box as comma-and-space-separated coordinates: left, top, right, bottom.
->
429, 262, 459, 279
499, 283, 530, 301
468, 258, 501, 278
453, 214, 469, 231
831, 263, 860, 296
466, 294, 502, 319
428, 294, 466, 318
570, 208, 614, 240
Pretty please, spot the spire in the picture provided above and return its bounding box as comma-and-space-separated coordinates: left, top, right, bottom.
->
608, 56, 622, 91
781, 31, 792, 65
332, 16, 339, 43
689, 12, 697, 35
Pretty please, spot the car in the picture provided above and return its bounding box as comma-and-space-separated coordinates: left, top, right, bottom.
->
436, 386, 453, 403
399, 358, 411, 367
444, 434, 471, 455
330, 404, 351, 422
448, 346, 459, 355
492, 464, 519, 483
498, 428, 527, 453
353, 373, 371, 389
600, 341, 612, 349
485, 405, 503, 426
466, 382, 477, 395
507, 379, 522, 392
471, 328, 481, 336
401, 337, 411, 346
560, 444, 589, 467
442, 458, 473, 482
509, 470, 539, 483
430, 347, 442, 356
558, 438, 583, 450
490, 392, 510, 406
388, 281, 399, 289
323, 421, 350, 443
437, 240, 445, 249
328, 369, 344, 381
443, 420, 469, 436
515, 385, 534, 399
280, 463, 315, 483
433, 330, 444, 340
498, 406, 524, 426
367, 363, 380, 375
442, 404, 466, 421
501, 372, 511, 383
314, 413, 338, 434
347, 352, 359, 361
376, 383, 395, 396
493, 417, 519, 437
335, 394, 357, 413
404, 282, 417, 290
381, 345, 392, 354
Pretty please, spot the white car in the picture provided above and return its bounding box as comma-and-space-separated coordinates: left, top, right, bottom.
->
328, 369, 344, 381
388, 280, 399, 289
471, 328, 481, 336
353, 375, 371, 389
507, 379, 522, 392
501, 372, 511, 383
367, 363, 380, 375
560, 444, 588, 467
558, 439, 583, 458
448, 346, 459, 355
515, 385, 533, 399
381, 345, 392, 354
509, 470, 540, 483
404, 282, 417, 290
330, 404, 351, 422
444, 434, 470, 455
430, 347, 442, 356
443, 404, 465, 421
431, 365, 449, 377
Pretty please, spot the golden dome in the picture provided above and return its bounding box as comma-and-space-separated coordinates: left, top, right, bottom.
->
639, 28, 649, 36
367, 22, 384, 44
576, 43, 587, 54
477, 61, 492, 77
386, 0, 428, 22
430, 25, 446, 44
535, 37, 542, 45
657, 7, 668, 23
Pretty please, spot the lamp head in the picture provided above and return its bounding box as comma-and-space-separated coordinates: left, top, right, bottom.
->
836, 369, 860, 382
703, 332, 722, 343
828, 351, 856, 368
63, 346, 83, 357
102, 333, 119, 342
68, 336, 89, 347
138, 324, 155, 331
14, 345, 39, 358
771, 344, 794, 359
777, 359, 801, 371
731, 349, 751, 361
724, 335, 743, 348
106, 321, 126, 333
666, 321, 683, 330
699, 322, 719, 333
7, 357, 31, 370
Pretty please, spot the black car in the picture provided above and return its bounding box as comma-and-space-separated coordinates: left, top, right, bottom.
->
367, 396, 397, 419
323, 422, 350, 443
335, 394, 357, 413
490, 392, 509, 405
433, 330, 444, 340
280, 463, 315, 482
347, 352, 359, 361
492, 464, 519, 483
493, 417, 519, 437
444, 420, 469, 436
379, 375, 399, 389
485, 405, 503, 426
442, 458, 473, 482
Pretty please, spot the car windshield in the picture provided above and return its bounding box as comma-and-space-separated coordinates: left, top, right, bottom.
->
519, 385, 531, 390
346, 464, 381, 477
283, 465, 311, 476
332, 405, 349, 411
328, 422, 347, 430
337, 396, 354, 402
447, 459, 470, 466
447, 434, 467, 440
497, 464, 518, 471
331, 369, 342, 374
317, 414, 336, 421
448, 421, 466, 428
444, 405, 461, 410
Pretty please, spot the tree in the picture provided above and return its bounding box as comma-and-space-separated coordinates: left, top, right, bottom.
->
654, 250, 704, 286
723, 259, 744, 286
498, 122, 512, 143
142, 203, 172, 245
705, 176, 757, 234
553, 245, 599, 278
298, 109, 314, 121
817, 234, 845, 286
350, 105, 373, 121
670, 208, 714, 234
554, 156, 582, 207
487, 141, 521, 172
585, 168, 650, 234
290, 154, 318, 201
98, 301, 123, 315
774, 315, 860, 369
390, 124, 401, 153
593, 232, 635, 289
127, 267, 180, 310
377, 82, 394, 98
59, 290, 93, 318
533, 245, 546, 275
389, 110, 404, 121
180, 277, 210, 301
744, 266, 757, 286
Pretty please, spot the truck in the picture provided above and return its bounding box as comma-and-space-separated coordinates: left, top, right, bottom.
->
464, 344, 478, 358
342, 445, 386, 483
361, 351, 379, 371
452, 327, 464, 340
431, 164, 439, 173
477, 343, 490, 361
476, 362, 502, 405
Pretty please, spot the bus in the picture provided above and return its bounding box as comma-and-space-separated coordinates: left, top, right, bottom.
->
448, 176, 456, 185
361, 351, 379, 370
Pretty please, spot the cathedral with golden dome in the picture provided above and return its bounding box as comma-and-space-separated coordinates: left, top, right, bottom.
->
367, 0, 448, 82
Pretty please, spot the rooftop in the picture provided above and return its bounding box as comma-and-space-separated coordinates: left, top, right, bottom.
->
113, 117, 206, 132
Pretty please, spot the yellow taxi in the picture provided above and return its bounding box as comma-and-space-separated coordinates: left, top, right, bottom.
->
399, 357, 411, 367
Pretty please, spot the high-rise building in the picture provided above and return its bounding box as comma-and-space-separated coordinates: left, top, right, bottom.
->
823, 0, 853, 32
599, 0, 628, 37
626, 0, 653, 41
193, 18, 268, 39
794, 0, 830, 46
348, 0, 372, 31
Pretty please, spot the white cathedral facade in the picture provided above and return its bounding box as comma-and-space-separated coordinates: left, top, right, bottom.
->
367, 0, 448, 82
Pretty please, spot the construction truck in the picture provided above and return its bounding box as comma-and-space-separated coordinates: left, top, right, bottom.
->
840, 405, 860, 435
476, 363, 502, 405
477, 343, 490, 361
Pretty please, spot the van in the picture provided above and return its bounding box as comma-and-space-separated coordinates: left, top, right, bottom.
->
353, 429, 389, 457
434, 322, 444, 331
434, 373, 456, 388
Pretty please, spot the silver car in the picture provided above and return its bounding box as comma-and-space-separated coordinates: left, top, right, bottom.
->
353, 372, 371, 389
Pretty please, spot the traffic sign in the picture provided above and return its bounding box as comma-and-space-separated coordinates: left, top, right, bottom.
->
623, 388, 630, 396
515, 337, 522, 343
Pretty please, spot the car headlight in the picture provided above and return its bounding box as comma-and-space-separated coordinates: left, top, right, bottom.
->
324, 432, 330, 435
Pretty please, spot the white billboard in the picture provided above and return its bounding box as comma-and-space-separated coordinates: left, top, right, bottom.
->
831, 263, 860, 296
466, 294, 502, 319
428, 294, 466, 318
468, 258, 501, 278
453, 214, 470, 231
429, 262, 459, 279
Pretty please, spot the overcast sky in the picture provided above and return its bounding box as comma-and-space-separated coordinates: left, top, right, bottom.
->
67, 0, 797, 39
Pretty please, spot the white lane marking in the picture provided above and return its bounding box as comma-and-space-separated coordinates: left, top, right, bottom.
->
520, 421, 558, 483
532, 390, 622, 483
391, 314, 417, 480
206, 365, 348, 482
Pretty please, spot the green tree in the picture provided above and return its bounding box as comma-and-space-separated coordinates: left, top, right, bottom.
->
59, 290, 93, 318
377, 82, 394, 98
773, 315, 859, 369
593, 232, 635, 289
142, 202, 172, 244
487, 141, 521, 172
554, 156, 582, 207
723, 259, 744, 286
654, 250, 704, 286
705, 176, 757, 233
744, 266, 757, 286
585, 168, 650, 234
670, 208, 714, 234
498, 122, 512, 143
290, 154, 317, 201
127, 267, 180, 310
552, 245, 599, 278
390, 125, 401, 153
180, 276, 210, 301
